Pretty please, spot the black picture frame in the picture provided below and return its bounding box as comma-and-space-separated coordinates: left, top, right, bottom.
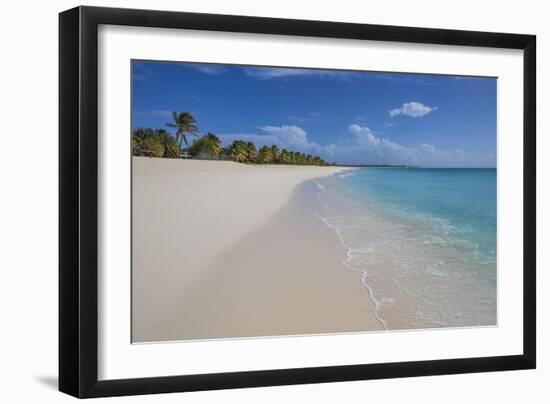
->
59, 5, 536, 398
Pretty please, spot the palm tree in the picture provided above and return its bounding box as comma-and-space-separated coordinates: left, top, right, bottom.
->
188, 132, 222, 159
166, 112, 198, 150
270, 144, 280, 163
280, 149, 290, 164
288, 151, 296, 164
229, 140, 248, 162
154, 129, 180, 158
204, 133, 222, 156
132, 123, 330, 166
257, 145, 273, 164
132, 127, 155, 156
245, 141, 257, 162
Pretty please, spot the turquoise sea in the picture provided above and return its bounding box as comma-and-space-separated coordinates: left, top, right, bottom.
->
315, 168, 497, 330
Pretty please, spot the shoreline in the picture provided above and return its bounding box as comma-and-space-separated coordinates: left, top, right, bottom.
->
132, 158, 381, 342
314, 207, 389, 331
313, 169, 497, 330
132, 158, 496, 340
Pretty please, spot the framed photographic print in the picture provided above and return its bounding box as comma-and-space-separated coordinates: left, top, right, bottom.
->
59, 6, 536, 398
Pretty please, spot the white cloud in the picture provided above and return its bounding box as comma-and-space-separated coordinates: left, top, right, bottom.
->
288, 112, 324, 123
337, 124, 412, 164
132, 63, 153, 80
260, 125, 320, 149
188, 64, 226, 75
218, 125, 321, 153
334, 124, 492, 167
348, 124, 381, 147
218, 124, 494, 167
134, 109, 172, 118
389, 102, 437, 118
373, 74, 436, 86
243, 67, 352, 80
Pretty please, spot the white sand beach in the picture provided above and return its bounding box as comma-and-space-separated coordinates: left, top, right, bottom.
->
132, 157, 383, 342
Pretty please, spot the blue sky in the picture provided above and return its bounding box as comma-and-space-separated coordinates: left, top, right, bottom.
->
132, 60, 497, 167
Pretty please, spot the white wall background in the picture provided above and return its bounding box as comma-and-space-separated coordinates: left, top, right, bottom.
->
0, 0, 546, 402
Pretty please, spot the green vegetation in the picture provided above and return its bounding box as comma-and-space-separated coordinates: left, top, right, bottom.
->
187, 132, 222, 159
228, 140, 249, 162
257, 145, 273, 164
132, 111, 328, 166
132, 128, 179, 158
154, 129, 180, 158
166, 112, 198, 148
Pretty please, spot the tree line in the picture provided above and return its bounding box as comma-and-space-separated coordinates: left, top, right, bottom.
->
132, 111, 329, 166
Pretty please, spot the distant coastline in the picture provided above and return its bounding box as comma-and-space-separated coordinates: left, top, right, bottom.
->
335, 164, 419, 168
333, 165, 497, 169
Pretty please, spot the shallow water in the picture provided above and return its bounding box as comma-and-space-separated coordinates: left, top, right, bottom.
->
314, 168, 497, 330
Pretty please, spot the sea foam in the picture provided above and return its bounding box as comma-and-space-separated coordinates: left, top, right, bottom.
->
313, 168, 497, 330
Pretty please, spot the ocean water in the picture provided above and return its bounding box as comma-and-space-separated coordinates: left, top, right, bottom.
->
314, 168, 497, 330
